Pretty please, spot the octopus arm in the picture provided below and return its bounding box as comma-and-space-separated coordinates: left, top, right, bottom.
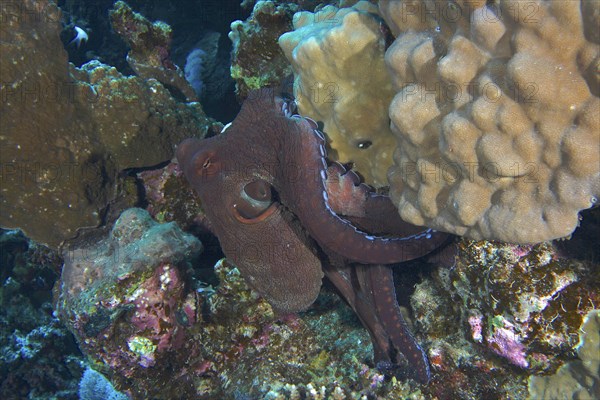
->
280, 121, 450, 265
356, 264, 431, 384
324, 263, 431, 384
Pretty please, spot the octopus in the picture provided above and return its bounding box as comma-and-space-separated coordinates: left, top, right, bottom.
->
177, 88, 455, 384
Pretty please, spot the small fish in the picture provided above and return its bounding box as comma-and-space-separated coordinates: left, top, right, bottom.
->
69, 26, 88, 48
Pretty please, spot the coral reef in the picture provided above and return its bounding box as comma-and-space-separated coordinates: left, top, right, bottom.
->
2, 1, 598, 399
0, 0, 215, 248
52, 206, 434, 399
8, 174, 596, 400
0, 229, 84, 400
109, 1, 197, 102
54, 208, 203, 399
380, 0, 600, 242
279, 1, 397, 186
528, 309, 600, 399
229, 0, 298, 99
408, 238, 599, 399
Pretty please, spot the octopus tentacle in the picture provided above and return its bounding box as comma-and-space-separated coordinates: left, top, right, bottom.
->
280, 118, 450, 265
323, 264, 392, 362
325, 162, 431, 237
358, 264, 431, 384
326, 262, 432, 384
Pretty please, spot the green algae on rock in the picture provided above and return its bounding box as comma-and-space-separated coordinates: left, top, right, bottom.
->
229, 0, 298, 99
0, 0, 214, 248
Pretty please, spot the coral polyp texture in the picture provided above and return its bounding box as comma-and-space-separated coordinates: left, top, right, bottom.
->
279, 1, 397, 186
380, 0, 599, 243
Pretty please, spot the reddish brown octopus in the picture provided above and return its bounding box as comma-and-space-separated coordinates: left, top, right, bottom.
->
177, 88, 455, 384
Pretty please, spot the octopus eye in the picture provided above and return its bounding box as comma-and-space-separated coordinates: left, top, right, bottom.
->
356, 140, 372, 149
193, 150, 219, 178
233, 180, 277, 223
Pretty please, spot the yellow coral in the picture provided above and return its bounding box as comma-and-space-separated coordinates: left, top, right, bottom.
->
279, 1, 396, 186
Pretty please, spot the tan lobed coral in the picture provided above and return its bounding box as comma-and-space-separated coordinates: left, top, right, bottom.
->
381, 0, 599, 243
0, 0, 214, 248
279, 1, 397, 186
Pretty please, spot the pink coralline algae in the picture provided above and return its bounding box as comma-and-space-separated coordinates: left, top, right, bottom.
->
486, 317, 529, 369
137, 162, 207, 230
126, 263, 195, 365
54, 208, 203, 398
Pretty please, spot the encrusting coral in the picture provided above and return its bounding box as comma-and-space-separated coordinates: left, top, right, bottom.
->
109, 1, 198, 102
380, 0, 600, 243
230, 1, 298, 99
0, 0, 215, 247
528, 310, 600, 399
279, 1, 397, 186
